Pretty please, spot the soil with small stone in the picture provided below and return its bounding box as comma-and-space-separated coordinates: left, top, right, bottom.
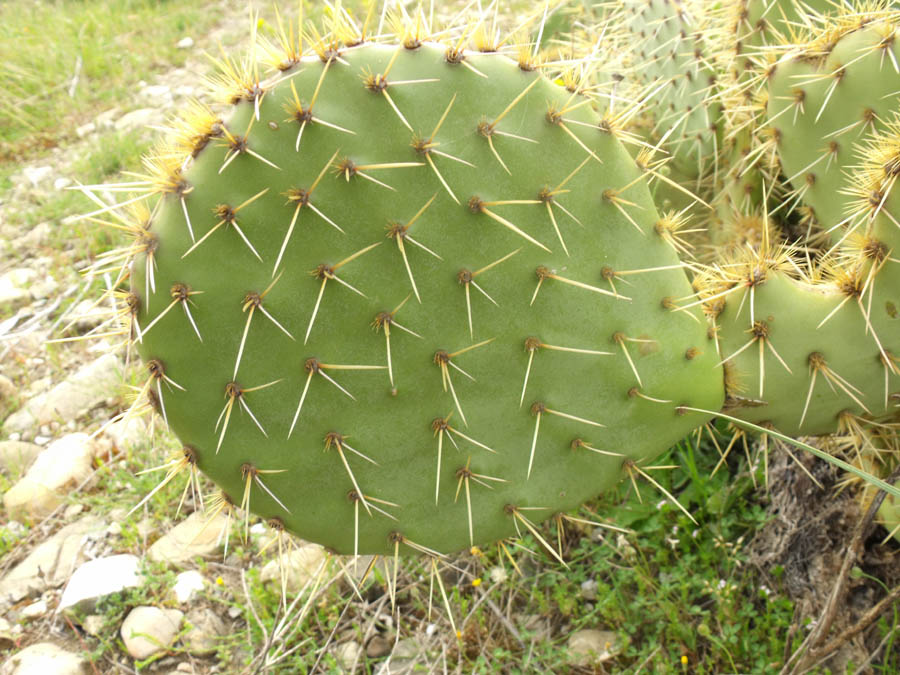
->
749, 450, 900, 672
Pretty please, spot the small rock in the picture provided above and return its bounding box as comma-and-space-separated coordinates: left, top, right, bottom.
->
75, 122, 96, 138
334, 641, 362, 672
106, 522, 122, 536
3, 434, 100, 520
366, 634, 392, 659
172, 570, 204, 603
260, 544, 329, 593
0, 441, 41, 476
67, 299, 108, 332
82, 615, 105, 636
20, 599, 47, 619
94, 107, 120, 129
148, 511, 228, 564
62, 504, 84, 519
375, 639, 420, 675
518, 614, 551, 643
0, 618, 14, 650
115, 107, 158, 132
102, 416, 146, 453
183, 608, 225, 655
566, 629, 619, 666
2, 353, 123, 435
176, 37, 194, 49
0, 269, 38, 308
140, 84, 171, 99
341, 554, 378, 584
0, 515, 105, 604
57, 554, 142, 613
120, 606, 183, 660
28, 276, 58, 301
135, 517, 156, 541
392, 639, 418, 660
0, 642, 88, 675
11, 222, 51, 250
0, 374, 15, 401
580, 579, 598, 601
22, 166, 53, 188
53, 177, 72, 191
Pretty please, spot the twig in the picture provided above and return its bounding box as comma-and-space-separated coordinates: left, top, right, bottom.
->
103, 655, 138, 674
478, 589, 525, 647
47, 275, 100, 336
634, 645, 662, 673
783, 464, 900, 673
816, 585, 900, 660
242, 568, 274, 675
310, 593, 354, 673
68, 54, 83, 98
852, 626, 897, 674
62, 613, 101, 675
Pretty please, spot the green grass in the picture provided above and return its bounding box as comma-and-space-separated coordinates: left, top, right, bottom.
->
0, 0, 216, 167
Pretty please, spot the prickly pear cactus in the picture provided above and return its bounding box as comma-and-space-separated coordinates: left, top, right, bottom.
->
612, 1, 900, 467
620, 0, 723, 185
765, 12, 900, 237
713, 9, 900, 436
89, 1, 900, 562
126, 34, 723, 556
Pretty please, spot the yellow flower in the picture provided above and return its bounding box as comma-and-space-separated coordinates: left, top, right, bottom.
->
215, 576, 225, 586
471, 578, 482, 587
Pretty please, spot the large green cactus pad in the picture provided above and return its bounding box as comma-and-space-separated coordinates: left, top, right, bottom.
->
130, 42, 723, 556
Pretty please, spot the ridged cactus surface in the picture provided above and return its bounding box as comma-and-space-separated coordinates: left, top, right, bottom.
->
130, 41, 723, 555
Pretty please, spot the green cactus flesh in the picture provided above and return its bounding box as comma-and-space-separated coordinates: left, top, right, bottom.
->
129, 43, 724, 556
621, 0, 723, 183
726, 0, 836, 80
716, 269, 899, 437
765, 18, 900, 238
